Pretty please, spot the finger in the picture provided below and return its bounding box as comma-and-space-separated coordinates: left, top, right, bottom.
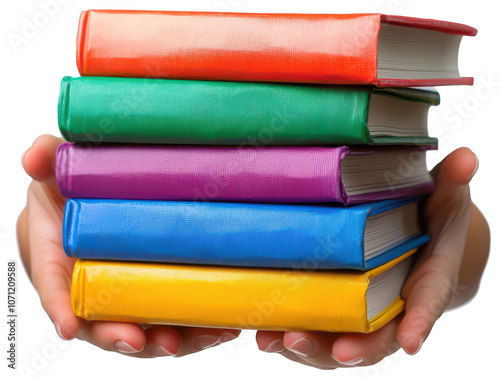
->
398, 149, 475, 355
256, 331, 333, 369
27, 182, 80, 340
424, 147, 476, 230
430, 147, 478, 190
22, 134, 65, 182
332, 314, 403, 366
401, 231, 467, 305
174, 327, 241, 357
143, 326, 182, 357
30, 250, 83, 340
283, 331, 341, 369
107, 325, 184, 358
77, 321, 146, 354
256, 331, 286, 353
257, 330, 341, 370
397, 253, 462, 355
398, 230, 470, 353
256, 331, 306, 363
404, 148, 475, 299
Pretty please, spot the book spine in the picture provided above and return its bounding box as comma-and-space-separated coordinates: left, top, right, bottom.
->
57, 77, 72, 141
62, 199, 79, 258
55, 144, 349, 203
55, 142, 71, 198
71, 259, 372, 332
76, 10, 90, 75
63, 199, 368, 269
77, 10, 380, 84
57, 76, 371, 145
70, 261, 84, 318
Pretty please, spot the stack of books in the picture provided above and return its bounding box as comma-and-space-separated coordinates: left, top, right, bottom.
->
56, 10, 476, 333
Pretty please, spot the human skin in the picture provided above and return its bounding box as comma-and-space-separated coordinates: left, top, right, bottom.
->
17, 134, 241, 357
255, 145, 490, 369
17, 135, 489, 367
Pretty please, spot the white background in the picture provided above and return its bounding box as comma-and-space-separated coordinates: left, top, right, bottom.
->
1, 0, 498, 376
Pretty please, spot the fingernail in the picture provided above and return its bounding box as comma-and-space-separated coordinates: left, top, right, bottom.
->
468, 153, 479, 181
332, 354, 364, 366
150, 345, 176, 357
194, 335, 221, 350
263, 339, 285, 353
286, 337, 315, 358
220, 332, 238, 343
406, 338, 423, 356
114, 340, 140, 353
54, 322, 70, 341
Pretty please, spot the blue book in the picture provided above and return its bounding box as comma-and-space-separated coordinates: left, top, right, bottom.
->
63, 198, 429, 270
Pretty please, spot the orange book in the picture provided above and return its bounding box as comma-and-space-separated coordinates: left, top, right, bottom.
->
77, 10, 476, 87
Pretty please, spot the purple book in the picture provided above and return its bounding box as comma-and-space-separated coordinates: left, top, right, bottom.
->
55, 143, 435, 205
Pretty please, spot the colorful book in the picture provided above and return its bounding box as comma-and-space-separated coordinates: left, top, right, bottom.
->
56, 144, 435, 204
63, 197, 429, 270
76, 10, 476, 87
58, 76, 439, 146
71, 249, 417, 333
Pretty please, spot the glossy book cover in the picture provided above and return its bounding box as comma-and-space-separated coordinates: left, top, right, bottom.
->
56, 144, 435, 204
58, 76, 439, 146
76, 10, 476, 86
71, 249, 418, 333
63, 197, 429, 270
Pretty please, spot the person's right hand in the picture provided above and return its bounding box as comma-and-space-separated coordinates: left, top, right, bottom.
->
17, 134, 241, 357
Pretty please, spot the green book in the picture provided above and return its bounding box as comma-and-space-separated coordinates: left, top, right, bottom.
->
58, 76, 439, 145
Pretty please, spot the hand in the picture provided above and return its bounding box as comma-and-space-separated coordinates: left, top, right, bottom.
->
17, 134, 240, 357
256, 147, 484, 369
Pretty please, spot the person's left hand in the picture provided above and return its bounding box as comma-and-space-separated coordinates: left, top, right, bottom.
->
255, 147, 483, 369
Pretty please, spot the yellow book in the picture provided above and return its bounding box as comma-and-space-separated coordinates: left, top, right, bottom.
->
71, 249, 417, 333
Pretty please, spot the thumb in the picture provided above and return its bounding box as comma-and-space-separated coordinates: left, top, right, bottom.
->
431, 147, 478, 189
427, 147, 477, 208
397, 148, 477, 355
22, 134, 65, 182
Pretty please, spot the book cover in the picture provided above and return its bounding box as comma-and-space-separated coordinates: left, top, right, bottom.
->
71, 249, 418, 333
58, 76, 439, 145
63, 197, 429, 270
56, 144, 435, 204
76, 10, 476, 86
